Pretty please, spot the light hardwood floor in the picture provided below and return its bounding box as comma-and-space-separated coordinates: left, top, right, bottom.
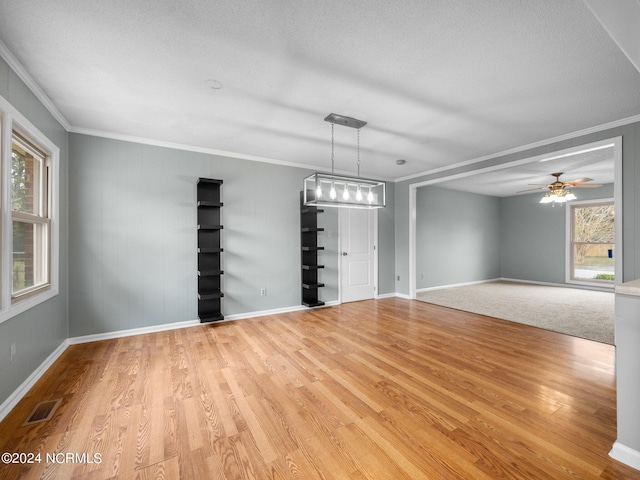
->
1, 298, 638, 479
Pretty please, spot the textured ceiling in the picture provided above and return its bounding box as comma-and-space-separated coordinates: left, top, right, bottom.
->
1, 0, 639, 181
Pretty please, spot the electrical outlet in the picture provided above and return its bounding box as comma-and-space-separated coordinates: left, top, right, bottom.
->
10, 343, 16, 362
261, 288, 266, 296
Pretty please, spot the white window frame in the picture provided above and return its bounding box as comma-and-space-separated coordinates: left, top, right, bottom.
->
566, 198, 616, 289
0, 95, 59, 323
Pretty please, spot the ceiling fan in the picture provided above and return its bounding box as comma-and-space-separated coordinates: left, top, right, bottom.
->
518, 172, 602, 204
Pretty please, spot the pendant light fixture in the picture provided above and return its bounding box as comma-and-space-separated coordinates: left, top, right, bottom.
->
303, 113, 386, 209
539, 189, 577, 204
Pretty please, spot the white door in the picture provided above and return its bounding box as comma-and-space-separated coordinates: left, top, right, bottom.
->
340, 208, 377, 303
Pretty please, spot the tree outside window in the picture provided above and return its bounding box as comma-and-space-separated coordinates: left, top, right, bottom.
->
571, 202, 614, 283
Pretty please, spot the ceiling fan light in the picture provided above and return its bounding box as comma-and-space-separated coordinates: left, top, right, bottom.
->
535, 173, 598, 207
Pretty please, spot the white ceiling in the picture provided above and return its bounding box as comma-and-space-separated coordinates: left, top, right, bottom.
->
1, 1, 639, 182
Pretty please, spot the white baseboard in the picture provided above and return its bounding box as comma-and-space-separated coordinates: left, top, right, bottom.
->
501, 277, 563, 287
391, 292, 410, 300
225, 304, 309, 320
0, 339, 69, 422
500, 277, 614, 292
414, 276, 613, 294
610, 441, 640, 472
416, 278, 501, 294
67, 319, 202, 345
376, 292, 397, 299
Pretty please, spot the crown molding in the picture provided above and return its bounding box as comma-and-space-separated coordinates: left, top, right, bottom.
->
68, 126, 395, 181
0, 38, 71, 131
394, 113, 640, 183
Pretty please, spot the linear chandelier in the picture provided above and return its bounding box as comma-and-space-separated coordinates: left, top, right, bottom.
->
303, 113, 386, 209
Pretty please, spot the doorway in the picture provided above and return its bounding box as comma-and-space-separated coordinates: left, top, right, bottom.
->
408, 136, 623, 299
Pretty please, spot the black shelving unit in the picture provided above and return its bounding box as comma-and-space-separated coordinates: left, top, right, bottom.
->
197, 178, 224, 322
300, 191, 325, 307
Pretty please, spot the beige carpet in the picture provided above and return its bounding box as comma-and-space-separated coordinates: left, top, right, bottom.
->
416, 281, 614, 344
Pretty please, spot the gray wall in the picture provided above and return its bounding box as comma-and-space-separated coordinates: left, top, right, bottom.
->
396, 122, 640, 295
68, 134, 324, 336
68, 134, 397, 337
416, 186, 501, 289
0, 57, 69, 407
501, 184, 614, 283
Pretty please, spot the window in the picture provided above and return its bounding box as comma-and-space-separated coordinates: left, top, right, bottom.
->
11, 132, 51, 298
568, 200, 615, 285
0, 95, 59, 323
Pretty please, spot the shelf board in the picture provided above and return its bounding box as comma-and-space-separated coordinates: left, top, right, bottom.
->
197, 201, 224, 208
198, 247, 224, 253
198, 224, 223, 230
301, 246, 325, 251
198, 290, 224, 300
198, 269, 224, 276
302, 283, 325, 289
199, 313, 224, 322
302, 301, 325, 308
302, 264, 325, 270
301, 227, 325, 233
198, 178, 223, 185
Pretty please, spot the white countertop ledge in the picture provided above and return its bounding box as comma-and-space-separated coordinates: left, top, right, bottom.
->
615, 279, 640, 297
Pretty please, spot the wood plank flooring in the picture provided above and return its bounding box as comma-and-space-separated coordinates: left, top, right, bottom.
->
1, 298, 638, 479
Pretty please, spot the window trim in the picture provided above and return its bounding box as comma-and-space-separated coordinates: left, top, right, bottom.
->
566, 198, 615, 289
0, 95, 59, 324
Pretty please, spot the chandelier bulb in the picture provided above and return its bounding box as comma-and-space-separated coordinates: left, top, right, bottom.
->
316, 183, 323, 198
367, 188, 374, 203
342, 185, 350, 201
356, 186, 363, 201
329, 182, 337, 200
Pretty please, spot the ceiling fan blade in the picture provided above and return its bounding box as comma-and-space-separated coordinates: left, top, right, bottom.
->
517, 187, 547, 193
571, 183, 602, 188
564, 177, 593, 185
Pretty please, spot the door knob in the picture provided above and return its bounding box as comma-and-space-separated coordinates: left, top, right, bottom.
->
342, 252, 348, 256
